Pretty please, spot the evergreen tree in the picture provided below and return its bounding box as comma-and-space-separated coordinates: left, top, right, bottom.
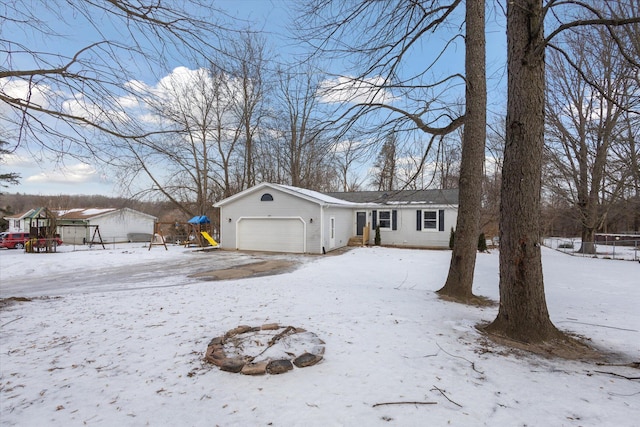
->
371, 134, 397, 191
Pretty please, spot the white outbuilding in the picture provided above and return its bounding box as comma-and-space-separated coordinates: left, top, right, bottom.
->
56, 208, 157, 245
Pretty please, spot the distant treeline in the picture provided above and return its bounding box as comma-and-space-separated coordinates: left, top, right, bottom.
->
0, 193, 187, 231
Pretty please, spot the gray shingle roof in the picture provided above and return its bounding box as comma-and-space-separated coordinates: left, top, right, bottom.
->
324, 188, 458, 205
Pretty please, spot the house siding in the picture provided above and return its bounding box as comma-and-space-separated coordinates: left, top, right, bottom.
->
59, 209, 155, 244
218, 187, 323, 253
367, 206, 457, 248
58, 221, 91, 245
323, 206, 354, 252
4, 210, 33, 233
92, 209, 155, 243
8, 219, 27, 233
215, 183, 459, 254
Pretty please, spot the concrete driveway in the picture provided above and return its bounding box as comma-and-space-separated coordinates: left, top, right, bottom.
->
0, 247, 307, 298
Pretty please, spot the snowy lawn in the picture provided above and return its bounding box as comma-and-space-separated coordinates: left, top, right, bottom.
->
0, 244, 638, 426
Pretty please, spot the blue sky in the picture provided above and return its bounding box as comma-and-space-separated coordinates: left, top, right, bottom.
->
2, 1, 507, 197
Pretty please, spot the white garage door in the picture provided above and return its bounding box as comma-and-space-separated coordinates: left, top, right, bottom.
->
237, 218, 305, 253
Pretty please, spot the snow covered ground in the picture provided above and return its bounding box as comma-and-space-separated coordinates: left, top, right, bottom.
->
1, 244, 638, 426
544, 237, 639, 261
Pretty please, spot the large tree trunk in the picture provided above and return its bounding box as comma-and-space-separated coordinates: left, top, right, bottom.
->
437, 0, 486, 301
579, 227, 597, 254
484, 0, 563, 343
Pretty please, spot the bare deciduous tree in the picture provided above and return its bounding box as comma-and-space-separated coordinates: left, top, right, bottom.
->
484, 0, 640, 344
274, 65, 335, 190
437, 0, 487, 303
226, 32, 270, 190
544, 25, 637, 254
1, 1, 231, 159
299, 0, 487, 302
113, 66, 234, 218
331, 136, 369, 192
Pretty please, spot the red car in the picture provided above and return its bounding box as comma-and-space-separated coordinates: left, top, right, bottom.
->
0, 232, 63, 249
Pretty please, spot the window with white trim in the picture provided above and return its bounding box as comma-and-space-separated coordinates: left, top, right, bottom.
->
378, 210, 392, 229
372, 209, 397, 231
417, 209, 444, 232
423, 210, 437, 230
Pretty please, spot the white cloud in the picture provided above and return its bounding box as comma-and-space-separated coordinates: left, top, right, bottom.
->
26, 163, 99, 185
331, 139, 361, 153
124, 79, 150, 94
0, 78, 52, 110
117, 94, 141, 109
1, 152, 33, 167
318, 76, 396, 104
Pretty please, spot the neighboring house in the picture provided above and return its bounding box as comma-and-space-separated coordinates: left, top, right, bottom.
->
214, 182, 458, 254
3, 209, 33, 233
56, 208, 157, 244
3, 208, 58, 234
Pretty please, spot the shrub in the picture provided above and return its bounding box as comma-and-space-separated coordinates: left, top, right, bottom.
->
449, 227, 455, 249
478, 233, 488, 252
374, 225, 381, 246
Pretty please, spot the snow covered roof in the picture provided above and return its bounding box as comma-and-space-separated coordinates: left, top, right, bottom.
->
56, 208, 118, 220
214, 183, 459, 208
214, 182, 361, 207
274, 184, 360, 206
3, 209, 36, 220
56, 207, 157, 221
324, 188, 459, 205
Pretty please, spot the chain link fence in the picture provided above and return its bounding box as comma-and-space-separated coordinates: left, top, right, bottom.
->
544, 237, 639, 261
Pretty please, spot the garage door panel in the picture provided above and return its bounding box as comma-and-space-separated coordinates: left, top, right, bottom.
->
237, 218, 304, 253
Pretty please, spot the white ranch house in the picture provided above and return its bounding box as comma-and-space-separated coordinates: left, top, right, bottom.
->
214, 182, 458, 254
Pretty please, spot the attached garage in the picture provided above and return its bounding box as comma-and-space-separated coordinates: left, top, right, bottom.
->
214, 183, 357, 254
237, 217, 305, 253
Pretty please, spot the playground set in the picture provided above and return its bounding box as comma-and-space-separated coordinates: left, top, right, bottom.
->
22, 207, 61, 253
148, 215, 218, 250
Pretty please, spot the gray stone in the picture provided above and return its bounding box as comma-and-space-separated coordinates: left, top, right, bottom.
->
208, 336, 224, 346
225, 325, 254, 338
293, 353, 323, 368
205, 348, 227, 366
266, 359, 293, 375
220, 358, 245, 373
241, 362, 268, 376
261, 323, 280, 331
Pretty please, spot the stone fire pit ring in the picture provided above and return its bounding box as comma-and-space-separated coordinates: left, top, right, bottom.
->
205, 324, 325, 375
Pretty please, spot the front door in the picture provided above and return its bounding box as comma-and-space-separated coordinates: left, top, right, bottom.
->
356, 211, 366, 236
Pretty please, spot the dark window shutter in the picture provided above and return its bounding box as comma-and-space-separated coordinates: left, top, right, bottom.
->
438, 209, 445, 231
392, 210, 397, 230
372, 210, 377, 229
416, 210, 422, 231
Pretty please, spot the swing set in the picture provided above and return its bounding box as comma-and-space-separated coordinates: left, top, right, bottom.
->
183, 215, 218, 248
148, 216, 218, 250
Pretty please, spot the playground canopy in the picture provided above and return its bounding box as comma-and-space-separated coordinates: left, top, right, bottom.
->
187, 216, 210, 224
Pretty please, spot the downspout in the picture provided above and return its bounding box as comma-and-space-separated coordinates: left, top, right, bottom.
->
320, 204, 326, 254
